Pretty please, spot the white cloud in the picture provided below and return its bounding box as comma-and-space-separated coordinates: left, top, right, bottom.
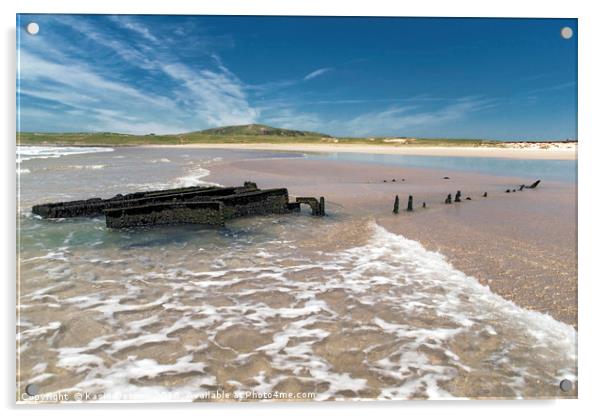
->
262, 107, 322, 132
303, 67, 332, 81
19, 50, 174, 110
109, 16, 160, 44
257, 96, 494, 137
18, 19, 259, 133
160, 62, 258, 127
339, 97, 495, 136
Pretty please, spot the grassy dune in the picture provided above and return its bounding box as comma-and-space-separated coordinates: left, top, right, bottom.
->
17, 132, 496, 147
17, 124, 500, 147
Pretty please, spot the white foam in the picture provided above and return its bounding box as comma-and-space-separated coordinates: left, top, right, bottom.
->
69, 164, 106, 170
18, 221, 577, 402
174, 167, 218, 188
16, 145, 114, 162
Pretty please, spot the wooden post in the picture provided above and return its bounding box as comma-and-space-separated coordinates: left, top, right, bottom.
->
407, 195, 413, 212
422, 202, 426, 208
445, 194, 452, 204
454, 191, 461, 202
483, 192, 488, 197
528, 180, 541, 189
319, 196, 325, 216
393, 195, 399, 214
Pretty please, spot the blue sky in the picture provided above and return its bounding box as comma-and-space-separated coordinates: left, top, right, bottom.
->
17, 15, 577, 140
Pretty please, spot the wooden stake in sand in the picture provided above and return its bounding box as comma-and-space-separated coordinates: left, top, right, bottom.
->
393, 195, 400, 214
454, 191, 462, 202
445, 194, 452, 204
407, 195, 413, 212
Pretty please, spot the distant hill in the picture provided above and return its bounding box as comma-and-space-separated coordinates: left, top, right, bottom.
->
198, 124, 330, 138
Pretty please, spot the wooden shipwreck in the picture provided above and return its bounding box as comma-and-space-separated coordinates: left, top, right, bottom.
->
32, 182, 325, 229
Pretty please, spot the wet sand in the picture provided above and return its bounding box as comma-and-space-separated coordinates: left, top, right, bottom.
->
206, 157, 577, 327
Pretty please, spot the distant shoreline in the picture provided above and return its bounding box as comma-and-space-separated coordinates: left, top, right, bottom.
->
142, 142, 577, 160
17, 141, 577, 160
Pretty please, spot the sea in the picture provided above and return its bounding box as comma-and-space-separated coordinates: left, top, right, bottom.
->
16, 145, 577, 402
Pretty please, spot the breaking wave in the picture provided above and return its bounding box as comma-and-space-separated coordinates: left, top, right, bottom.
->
17, 146, 114, 163
17, 220, 576, 402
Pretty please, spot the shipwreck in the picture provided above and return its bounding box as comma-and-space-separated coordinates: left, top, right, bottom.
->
32, 182, 325, 229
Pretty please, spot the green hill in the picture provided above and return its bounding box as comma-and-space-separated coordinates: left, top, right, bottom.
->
198, 124, 330, 138
16, 124, 499, 147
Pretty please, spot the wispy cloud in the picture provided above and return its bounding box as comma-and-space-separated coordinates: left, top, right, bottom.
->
303, 67, 332, 81
63, 16, 157, 70
339, 97, 495, 136
109, 15, 160, 44
18, 16, 258, 133
262, 107, 322, 132
256, 96, 494, 137
160, 62, 258, 127
526, 81, 576, 95
19, 50, 174, 110
248, 67, 334, 95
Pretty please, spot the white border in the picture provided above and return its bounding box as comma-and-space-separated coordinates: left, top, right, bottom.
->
2, 1, 600, 417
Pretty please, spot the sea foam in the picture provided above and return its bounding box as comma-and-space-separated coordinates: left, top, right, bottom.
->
18, 221, 577, 402
17, 145, 114, 162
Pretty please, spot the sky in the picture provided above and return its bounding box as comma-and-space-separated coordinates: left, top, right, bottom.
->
17, 15, 577, 140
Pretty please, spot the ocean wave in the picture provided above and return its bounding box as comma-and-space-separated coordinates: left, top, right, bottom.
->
174, 167, 218, 187
68, 165, 106, 170
17, 221, 576, 402
16, 145, 114, 163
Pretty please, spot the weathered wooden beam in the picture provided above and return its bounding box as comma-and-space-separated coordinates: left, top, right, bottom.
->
33, 182, 323, 228
407, 195, 413, 212
32, 185, 222, 218
393, 195, 400, 214
296, 197, 323, 216
105, 201, 225, 229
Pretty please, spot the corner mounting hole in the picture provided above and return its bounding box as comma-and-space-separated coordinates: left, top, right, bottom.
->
26, 22, 39, 35
560, 27, 573, 40
559, 379, 573, 392
25, 383, 39, 396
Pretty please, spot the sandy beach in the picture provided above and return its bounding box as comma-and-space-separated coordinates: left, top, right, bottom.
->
17, 145, 577, 401
145, 142, 577, 161
204, 154, 577, 327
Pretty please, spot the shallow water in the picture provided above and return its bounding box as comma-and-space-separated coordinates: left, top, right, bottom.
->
16, 146, 577, 402
308, 152, 577, 183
